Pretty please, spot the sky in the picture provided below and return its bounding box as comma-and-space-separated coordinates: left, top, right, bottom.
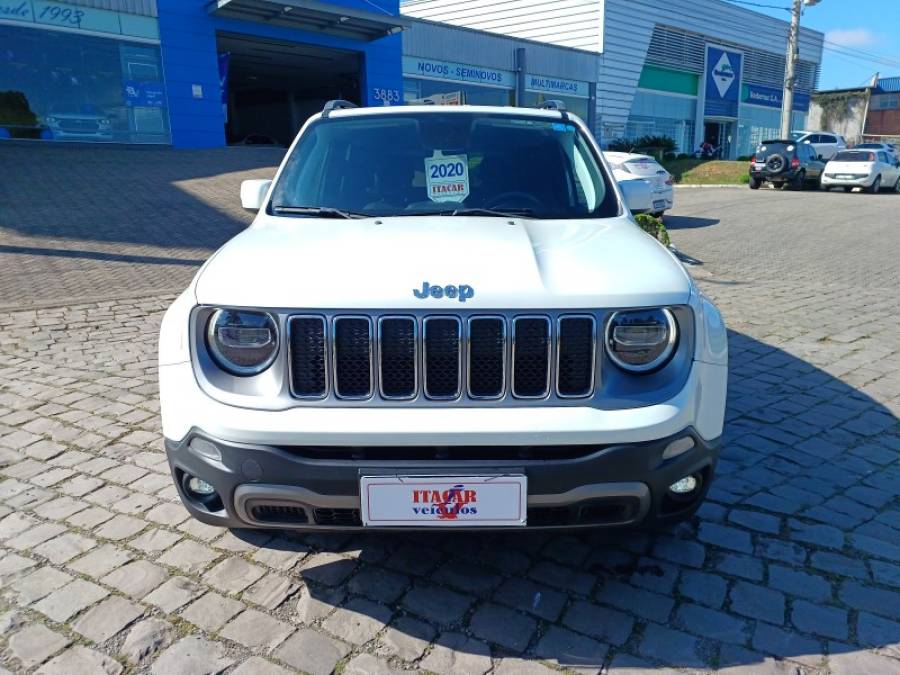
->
731, 0, 900, 90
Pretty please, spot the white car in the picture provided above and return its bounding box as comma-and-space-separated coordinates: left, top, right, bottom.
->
822, 149, 900, 193
789, 131, 846, 160
609, 170, 654, 214
604, 151, 674, 216
159, 102, 728, 531
854, 142, 900, 161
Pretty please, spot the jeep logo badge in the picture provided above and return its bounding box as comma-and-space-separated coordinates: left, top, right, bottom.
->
413, 282, 474, 302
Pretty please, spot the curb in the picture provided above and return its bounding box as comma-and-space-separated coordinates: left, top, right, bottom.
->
673, 184, 746, 189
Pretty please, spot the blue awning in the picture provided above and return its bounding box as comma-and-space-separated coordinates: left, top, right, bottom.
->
208, 0, 408, 42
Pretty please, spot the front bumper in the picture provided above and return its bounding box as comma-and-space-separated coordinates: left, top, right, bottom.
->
165, 427, 720, 530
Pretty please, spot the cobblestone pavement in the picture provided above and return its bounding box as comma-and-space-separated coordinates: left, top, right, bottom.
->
0, 161, 899, 674
0, 144, 282, 309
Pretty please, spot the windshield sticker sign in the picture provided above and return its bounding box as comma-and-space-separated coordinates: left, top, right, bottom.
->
424, 152, 469, 203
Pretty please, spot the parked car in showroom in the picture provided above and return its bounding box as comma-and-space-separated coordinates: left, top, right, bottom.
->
604, 151, 674, 216
789, 130, 846, 160
822, 149, 900, 193
159, 101, 728, 532
749, 139, 825, 190
44, 103, 113, 142
853, 142, 900, 161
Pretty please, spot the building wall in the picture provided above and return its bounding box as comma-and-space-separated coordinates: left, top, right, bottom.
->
599, 0, 822, 135
401, 0, 824, 146
402, 18, 600, 126
400, 0, 605, 52
807, 90, 869, 145
156, 0, 403, 148
50, 0, 157, 16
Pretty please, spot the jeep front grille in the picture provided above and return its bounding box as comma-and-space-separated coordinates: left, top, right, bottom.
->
287, 312, 598, 403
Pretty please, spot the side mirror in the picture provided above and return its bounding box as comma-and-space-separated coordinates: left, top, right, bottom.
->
240, 179, 272, 211
618, 178, 652, 214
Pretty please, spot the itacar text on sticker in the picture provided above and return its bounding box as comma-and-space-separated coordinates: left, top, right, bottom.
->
424, 152, 470, 203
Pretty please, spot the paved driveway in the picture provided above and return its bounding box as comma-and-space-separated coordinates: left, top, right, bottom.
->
0, 150, 898, 675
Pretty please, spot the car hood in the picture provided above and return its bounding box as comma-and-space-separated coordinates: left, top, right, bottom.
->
194, 214, 692, 309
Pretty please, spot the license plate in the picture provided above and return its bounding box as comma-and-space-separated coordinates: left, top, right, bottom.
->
653, 199, 666, 209
360, 475, 527, 527
837, 174, 854, 179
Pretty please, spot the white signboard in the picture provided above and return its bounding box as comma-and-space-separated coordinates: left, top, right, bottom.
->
424, 153, 470, 203
526, 74, 590, 99
403, 56, 515, 89
360, 475, 527, 527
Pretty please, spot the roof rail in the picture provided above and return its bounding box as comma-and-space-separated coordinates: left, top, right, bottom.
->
540, 99, 567, 112
322, 100, 358, 118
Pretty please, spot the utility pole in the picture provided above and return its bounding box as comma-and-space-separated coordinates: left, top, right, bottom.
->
781, 0, 820, 137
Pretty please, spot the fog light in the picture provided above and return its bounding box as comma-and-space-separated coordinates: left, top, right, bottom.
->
669, 475, 699, 495
187, 476, 215, 496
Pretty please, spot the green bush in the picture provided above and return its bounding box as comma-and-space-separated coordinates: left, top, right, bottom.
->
736, 155, 752, 161
634, 213, 671, 247
607, 135, 677, 156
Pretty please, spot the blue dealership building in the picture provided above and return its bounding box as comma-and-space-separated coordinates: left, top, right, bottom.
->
0, 0, 821, 156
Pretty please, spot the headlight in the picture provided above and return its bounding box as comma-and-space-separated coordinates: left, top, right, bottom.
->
206, 309, 278, 376
605, 308, 677, 373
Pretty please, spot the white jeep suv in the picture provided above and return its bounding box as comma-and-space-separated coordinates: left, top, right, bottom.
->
159, 101, 728, 530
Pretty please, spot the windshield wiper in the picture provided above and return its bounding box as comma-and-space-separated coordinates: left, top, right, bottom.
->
411, 207, 533, 218
271, 205, 368, 219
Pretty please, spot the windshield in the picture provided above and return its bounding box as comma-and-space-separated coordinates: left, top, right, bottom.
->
270, 112, 618, 219
756, 142, 792, 157
833, 151, 875, 162
854, 144, 880, 149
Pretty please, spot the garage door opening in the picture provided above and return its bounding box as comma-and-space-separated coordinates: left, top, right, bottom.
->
218, 33, 361, 147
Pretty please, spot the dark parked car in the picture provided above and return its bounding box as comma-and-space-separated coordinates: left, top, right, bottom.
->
749, 139, 825, 190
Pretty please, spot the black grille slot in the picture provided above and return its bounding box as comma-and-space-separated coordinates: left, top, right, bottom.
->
512, 317, 551, 398
314, 508, 362, 527
557, 316, 596, 397
249, 504, 309, 524
333, 317, 372, 399
289, 316, 327, 398
468, 317, 505, 398
379, 317, 417, 399
424, 317, 461, 399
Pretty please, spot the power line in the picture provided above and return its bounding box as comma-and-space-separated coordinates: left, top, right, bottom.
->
822, 43, 900, 70
822, 40, 900, 69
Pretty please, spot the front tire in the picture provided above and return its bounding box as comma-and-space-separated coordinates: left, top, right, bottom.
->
867, 176, 882, 194
894, 177, 900, 193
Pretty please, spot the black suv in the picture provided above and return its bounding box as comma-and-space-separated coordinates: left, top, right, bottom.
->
749, 139, 825, 190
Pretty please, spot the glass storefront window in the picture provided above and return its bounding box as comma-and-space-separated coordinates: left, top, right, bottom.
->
624, 90, 697, 153
0, 23, 170, 144
522, 91, 589, 122
736, 106, 810, 157
403, 78, 513, 107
